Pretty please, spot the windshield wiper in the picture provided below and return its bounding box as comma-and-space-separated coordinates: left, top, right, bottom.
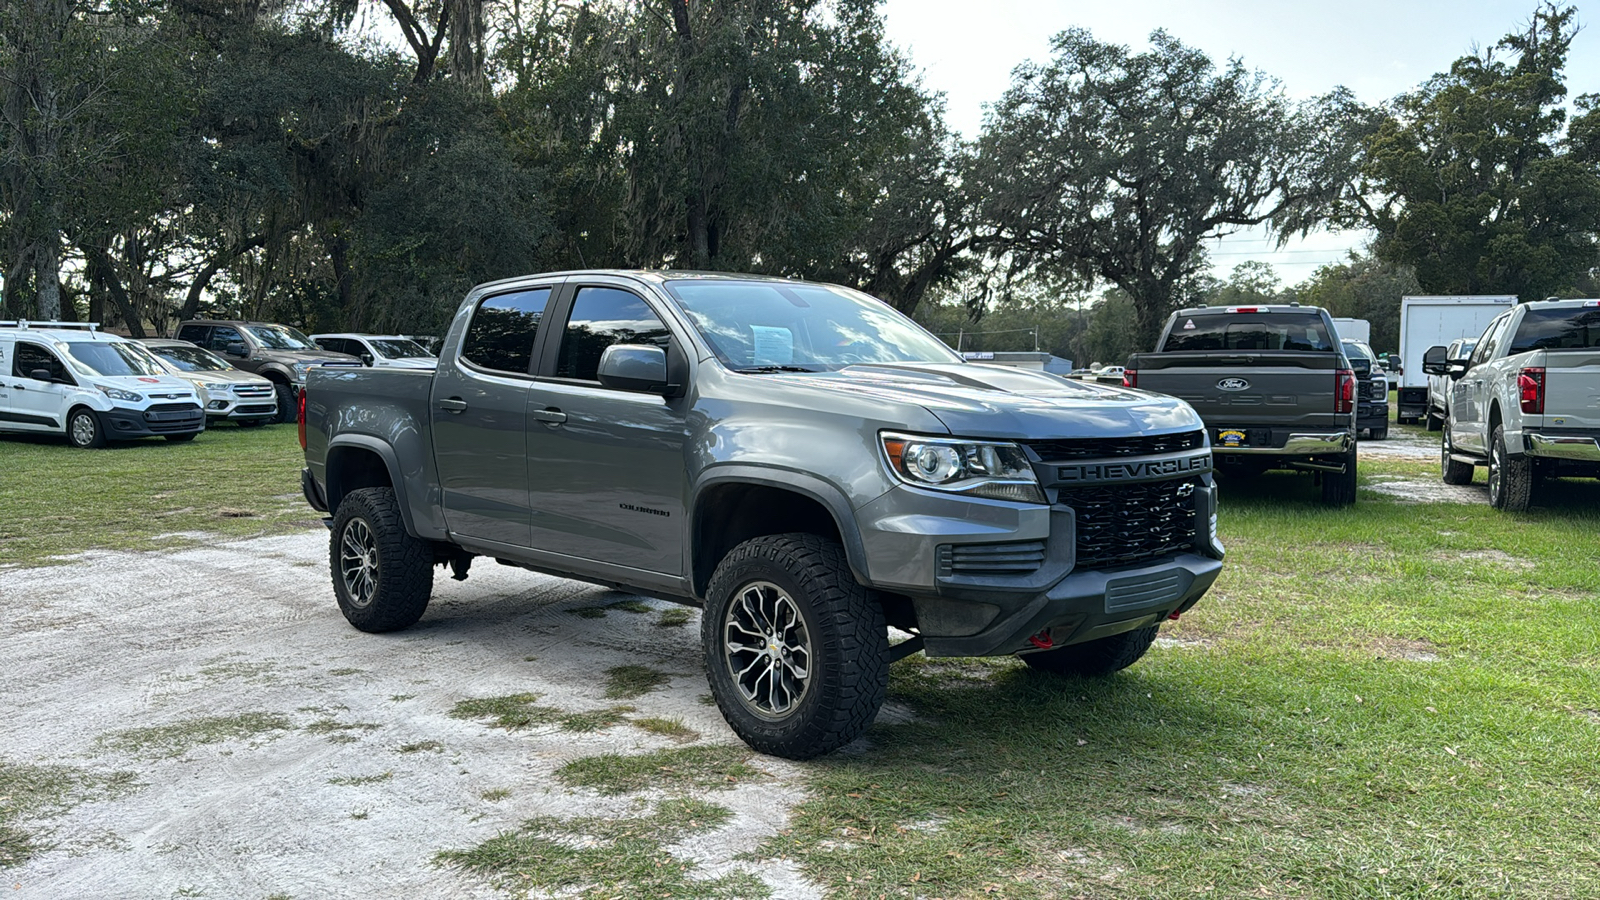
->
733, 364, 822, 373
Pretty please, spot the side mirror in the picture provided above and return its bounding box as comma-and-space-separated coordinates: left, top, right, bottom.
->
597, 344, 669, 393
225, 341, 248, 357
1421, 345, 1449, 376
30, 368, 53, 382
360, 353, 374, 366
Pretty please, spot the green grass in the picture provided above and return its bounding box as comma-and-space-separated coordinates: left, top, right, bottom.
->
448, 693, 562, 730
99, 713, 294, 759
657, 607, 694, 628
0, 425, 312, 566
327, 772, 392, 786
437, 798, 762, 899
771, 422, 1600, 899
604, 665, 670, 699
0, 761, 137, 869
557, 746, 763, 796
633, 717, 699, 742
559, 705, 635, 733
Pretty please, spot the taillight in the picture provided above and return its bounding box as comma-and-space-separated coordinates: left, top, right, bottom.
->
1518, 367, 1545, 414
1122, 369, 1137, 388
1335, 368, 1355, 414
297, 387, 308, 449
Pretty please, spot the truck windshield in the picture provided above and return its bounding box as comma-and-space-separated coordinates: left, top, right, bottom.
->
245, 324, 318, 350
370, 338, 433, 359
663, 280, 962, 371
1341, 340, 1376, 361
65, 341, 168, 377
151, 345, 232, 372
1162, 313, 1335, 352
1508, 307, 1600, 352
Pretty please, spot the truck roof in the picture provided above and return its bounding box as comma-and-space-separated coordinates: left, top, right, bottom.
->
468, 269, 820, 294
1170, 303, 1327, 316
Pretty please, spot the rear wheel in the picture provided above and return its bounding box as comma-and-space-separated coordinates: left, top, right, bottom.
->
330, 487, 433, 632
703, 533, 887, 760
1487, 425, 1533, 511
1321, 447, 1358, 506
1021, 625, 1159, 676
66, 407, 106, 449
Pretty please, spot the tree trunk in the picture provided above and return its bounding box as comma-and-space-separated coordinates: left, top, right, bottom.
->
34, 236, 61, 320
83, 243, 146, 338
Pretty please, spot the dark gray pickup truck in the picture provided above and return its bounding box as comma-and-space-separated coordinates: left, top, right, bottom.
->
300, 270, 1226, 758
1125, 304, 1358, 506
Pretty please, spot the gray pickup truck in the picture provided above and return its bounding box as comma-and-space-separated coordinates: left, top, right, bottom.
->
1125, 304, 1359, 506
299, 271, 1225, 758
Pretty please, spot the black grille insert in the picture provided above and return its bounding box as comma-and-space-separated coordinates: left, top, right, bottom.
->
1027, 430, 1205, 461
1060, 479, 1198, 570
938, 540, 1047, 577
143, 403, 203, 432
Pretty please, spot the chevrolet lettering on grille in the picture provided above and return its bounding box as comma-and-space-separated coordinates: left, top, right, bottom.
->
1056, 453, 1211, 484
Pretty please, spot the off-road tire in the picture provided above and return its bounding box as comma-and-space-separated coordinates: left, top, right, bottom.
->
702, 533, 887, 760
165, 433, 197, 443
1020, 624, 1160, 676
1321, 447, 1358, 506
1441, 427, 1474, 485
330, 487, 433, 632
1488, 425, 1533, 511
66, 407, 107, 449
1371, 425, 1389, 440
273, 382, 296, 424
1426, 410, 1443, 432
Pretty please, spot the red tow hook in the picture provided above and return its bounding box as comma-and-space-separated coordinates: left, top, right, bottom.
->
1028, 630, 1054, 650
1168, 610, 1182, 621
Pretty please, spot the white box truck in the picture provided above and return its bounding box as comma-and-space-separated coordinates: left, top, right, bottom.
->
1396, 295, 1517, 424
1331, 317, 1371, 344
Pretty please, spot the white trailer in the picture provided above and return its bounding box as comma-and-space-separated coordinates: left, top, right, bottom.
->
1396, 295, 1517, 424
1331, 317, 1370, 344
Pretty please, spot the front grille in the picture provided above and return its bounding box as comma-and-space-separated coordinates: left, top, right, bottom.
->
235, 384, 275, 399
1059, 478, 1198, 570
937, 540, 1047, 577
1357, 380, 1375, 400
1027, 430, 1205, 462
144, 403, 203, 432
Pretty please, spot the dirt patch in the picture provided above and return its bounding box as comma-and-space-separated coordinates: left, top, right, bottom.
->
1358, 429, 1439, 460
0, 532, 821, 898
1456, 549, 1537, 570
1365, 474, 1487, 504
1154, 634, 1214, 650
1373, 637, 1443, 663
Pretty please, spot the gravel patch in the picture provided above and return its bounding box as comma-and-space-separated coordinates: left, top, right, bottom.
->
0, 531, 819, 899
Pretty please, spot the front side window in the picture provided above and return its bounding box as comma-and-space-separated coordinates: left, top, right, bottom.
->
556, 287, 673, 381
210, 326, 245, 353
244, 324, 317, 350
14, 342, 73, 383
64, 341, 167, 377
663, 280, 960, 371
461, 288, 552, 374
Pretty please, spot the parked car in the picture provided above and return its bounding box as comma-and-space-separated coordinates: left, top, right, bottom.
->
141, 339, 280, 427
1340, 338, 1389, 439
311, 333, 437, 369
1, 321, 204, 447
1425, 337, 1475, 432
1430, 299, 1600, 510
174, 320, 360, 424
300, 271, 1225, 759
1124, 303, 1358, 505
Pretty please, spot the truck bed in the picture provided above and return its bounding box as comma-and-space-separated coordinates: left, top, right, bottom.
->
1128, 350, 1344, 442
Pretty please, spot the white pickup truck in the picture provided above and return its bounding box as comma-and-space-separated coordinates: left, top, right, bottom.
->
1428, 299, 1600, 510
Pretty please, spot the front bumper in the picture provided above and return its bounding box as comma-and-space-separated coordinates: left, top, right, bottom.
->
101, 404, 205, 438
1357, 401, 1389, 431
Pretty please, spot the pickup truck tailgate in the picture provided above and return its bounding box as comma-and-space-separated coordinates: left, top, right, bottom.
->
1134, 352, 1342, 431
1542, 350, 1600, 430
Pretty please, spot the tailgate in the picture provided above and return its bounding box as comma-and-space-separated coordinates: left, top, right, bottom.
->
1542, 350, 1600, 430
1134, 352, 1343, 431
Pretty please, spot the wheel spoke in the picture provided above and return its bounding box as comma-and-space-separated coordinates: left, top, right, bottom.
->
721, 579, 812, 719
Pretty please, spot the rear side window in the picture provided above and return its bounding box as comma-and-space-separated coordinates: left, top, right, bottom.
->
555, 287, 673, 381
1162, 313, 1335, 352
460, 288, 552, 374
177, 324, 209, 345
1508, 307, 1600, 352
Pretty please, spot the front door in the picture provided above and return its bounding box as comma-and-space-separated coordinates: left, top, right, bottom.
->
7, 340, 73, 431
524, 284, 689, 575
432, 283, 558, 548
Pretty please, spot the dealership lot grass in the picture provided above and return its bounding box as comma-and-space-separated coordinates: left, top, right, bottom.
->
0, 425, 310, 566
5, 418, 1598, 897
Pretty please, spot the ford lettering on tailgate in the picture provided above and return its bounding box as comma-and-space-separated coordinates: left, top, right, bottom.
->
1057, 453, 1211, 484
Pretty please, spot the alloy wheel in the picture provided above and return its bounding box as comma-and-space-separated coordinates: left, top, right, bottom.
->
339, 518, 380, 609
722, 580, 812, 719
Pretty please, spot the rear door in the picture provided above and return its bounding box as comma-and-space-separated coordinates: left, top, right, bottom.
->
432, 282, 562, 548
522, 281, 690, 575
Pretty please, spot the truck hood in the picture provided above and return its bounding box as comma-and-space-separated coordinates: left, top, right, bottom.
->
769, 362, 1204, 439
166, 369, 273, 387
92, 374, 197, 399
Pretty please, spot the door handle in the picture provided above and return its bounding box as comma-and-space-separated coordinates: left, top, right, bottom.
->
529, 408, 567, 424
437, 398, 468, 413
13, 384, 25, 390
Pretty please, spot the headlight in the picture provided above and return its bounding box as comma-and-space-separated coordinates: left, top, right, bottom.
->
880, 433, 1046, 504
97, 385, 143, 402
293, 362, 314, 377
200, 382, 232, 393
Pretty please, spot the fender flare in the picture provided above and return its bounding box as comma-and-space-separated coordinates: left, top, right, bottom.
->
690, 464, 871, 590
325, 435, 419, 537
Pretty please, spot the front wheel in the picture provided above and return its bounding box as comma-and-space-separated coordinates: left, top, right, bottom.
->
330, 487, 433, 632
66, 407, 107, 449
1020, 624, 1159, 676
1441, 428, 1474, 485
272, 383, 296, 424
702, 534, 887, 760
1487, 425, 1533, 511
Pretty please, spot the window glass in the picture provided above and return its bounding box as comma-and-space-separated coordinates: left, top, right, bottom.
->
14, 342, 72, 383
64, 340, 167, 377
1471, 317, 1507, 365
664, 280, 959, 370
244, 324, 317, 350
176, 324, 210, 345
461, 288, 552, 374
1508, 307, 1600, 352
152, 345, 232, 372
370, 338, 431, 359
1341, 339, 1375, 360
556, 287, 673, 381
210, 326, 245, 353
1161, 313, 1335, 352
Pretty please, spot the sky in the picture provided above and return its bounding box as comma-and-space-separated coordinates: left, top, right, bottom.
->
879, 0, 1600, 288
